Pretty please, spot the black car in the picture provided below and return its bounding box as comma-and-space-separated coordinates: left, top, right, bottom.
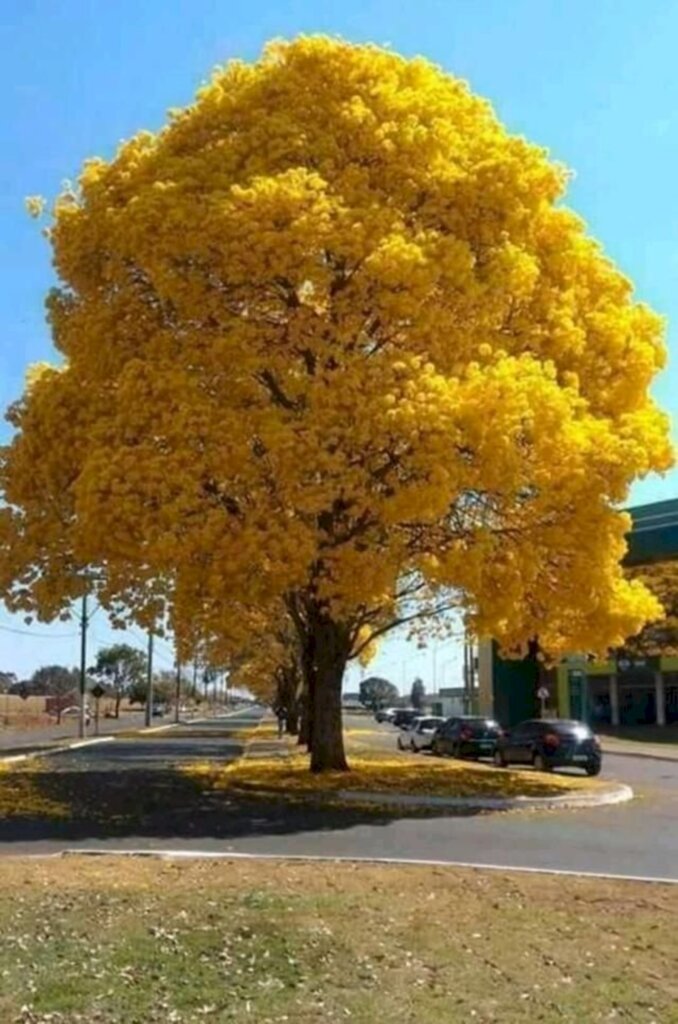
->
431, 716, 502, 759
494, 719, 601, 776
391, 708, 419, 728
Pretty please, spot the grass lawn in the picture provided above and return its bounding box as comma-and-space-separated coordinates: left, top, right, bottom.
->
1, 856, 677, 1023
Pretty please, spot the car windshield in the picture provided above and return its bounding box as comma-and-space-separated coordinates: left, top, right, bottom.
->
419, 718, 442, 729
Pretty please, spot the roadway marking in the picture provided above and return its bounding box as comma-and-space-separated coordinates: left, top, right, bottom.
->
0, 735, 115, 765
56, 849, 678, 885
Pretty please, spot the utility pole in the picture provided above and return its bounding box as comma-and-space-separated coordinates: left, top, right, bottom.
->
144, 631, 154, 728
174, 659, 181, 725
79, 592, 89, 739
463, 639, 470, 714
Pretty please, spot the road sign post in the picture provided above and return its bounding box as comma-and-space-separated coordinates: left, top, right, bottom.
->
90, 684, 105, 737
537, 686, 550, 718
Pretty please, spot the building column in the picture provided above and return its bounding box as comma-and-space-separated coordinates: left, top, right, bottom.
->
655, 671, 666, 726
610, 673, 620, 727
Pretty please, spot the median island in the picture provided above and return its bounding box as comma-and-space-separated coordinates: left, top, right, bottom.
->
184, 719, 616, 807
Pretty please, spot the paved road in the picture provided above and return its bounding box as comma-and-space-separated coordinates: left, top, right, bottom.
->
0, 709, 153, 753
2, 709, 678, 880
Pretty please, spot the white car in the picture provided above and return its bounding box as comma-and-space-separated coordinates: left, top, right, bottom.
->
59, 705, 91, 725
397, 715, 445, 752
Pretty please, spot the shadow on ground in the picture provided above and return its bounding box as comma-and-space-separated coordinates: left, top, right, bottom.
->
0, 763, 484, 846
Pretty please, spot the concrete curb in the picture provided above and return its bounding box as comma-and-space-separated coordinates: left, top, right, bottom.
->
227, 781, 634, 811
54, 849, 678, 885
334, 782, 634, 811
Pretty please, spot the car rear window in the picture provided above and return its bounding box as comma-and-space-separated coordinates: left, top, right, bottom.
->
551, 720, 593, 737
463, 718, 500, 735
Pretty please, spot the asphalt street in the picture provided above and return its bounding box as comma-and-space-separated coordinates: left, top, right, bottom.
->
0, 709, 150, 753
2, 709, 678, 880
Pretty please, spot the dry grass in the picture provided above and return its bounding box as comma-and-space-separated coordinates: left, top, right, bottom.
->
1, 856, 677, 1023
186, 747, 600, 799
0, 763, 70, 819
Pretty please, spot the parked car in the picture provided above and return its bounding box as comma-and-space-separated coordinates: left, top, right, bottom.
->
59, 705, 91, 726
397, 715, 445, 752
493, 719, 602, 776
375, 707, 399, 724
391, 708, 419, 729
152, 703, 167, 717
431, 716, 502, 759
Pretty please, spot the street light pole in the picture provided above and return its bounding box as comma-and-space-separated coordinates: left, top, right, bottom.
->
174, 659, 181, 725
79, 592, 88, 740
144, 631, 154, 728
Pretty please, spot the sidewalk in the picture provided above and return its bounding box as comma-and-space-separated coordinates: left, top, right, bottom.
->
601, 736, 678, 762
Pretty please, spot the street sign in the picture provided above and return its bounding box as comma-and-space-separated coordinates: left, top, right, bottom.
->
90, 684, 105, 700
536, 686, 550, 700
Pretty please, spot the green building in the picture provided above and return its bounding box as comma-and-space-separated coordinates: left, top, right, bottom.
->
479, 498, 678, 728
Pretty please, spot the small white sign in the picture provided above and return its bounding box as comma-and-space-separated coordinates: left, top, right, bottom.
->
537, 686, 550, 700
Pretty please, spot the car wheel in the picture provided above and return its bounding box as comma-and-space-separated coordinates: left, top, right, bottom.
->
397, 737, 403, 750
533, 752, 551, 773
586, 762, 602, 777
410, 739, 418, 753
452, 742, 463, 759
493, 749, 507, 768
431, 741, 442, 757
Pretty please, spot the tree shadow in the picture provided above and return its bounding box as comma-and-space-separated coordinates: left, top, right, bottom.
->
0, 763, 485, 846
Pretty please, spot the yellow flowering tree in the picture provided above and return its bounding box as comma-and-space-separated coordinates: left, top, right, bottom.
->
0, 37, 672, 770
623, 562, 678, 656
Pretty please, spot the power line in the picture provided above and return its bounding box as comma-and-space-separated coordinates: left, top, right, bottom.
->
0, 622, 80, 639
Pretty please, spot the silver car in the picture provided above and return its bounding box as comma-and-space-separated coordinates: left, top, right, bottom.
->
397, 715, 445, 752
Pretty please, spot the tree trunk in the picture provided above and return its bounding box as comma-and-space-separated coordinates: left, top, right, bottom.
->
287, 591, 350, 769
114, 690, 122, 719
298, 649, 315, 752
307, 610, 350, 773
298, 695, 310, 747
310, 654, 347, 772
285, 709, 299, 736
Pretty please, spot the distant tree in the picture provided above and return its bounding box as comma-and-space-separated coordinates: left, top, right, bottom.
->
154, 670, 178, 703
30, 664, 79, 722
90, 644, 146, 718
128, 679, 148, 706
0, 672, 17, 693
410, 677, 426, 710
360, 676, 398, 711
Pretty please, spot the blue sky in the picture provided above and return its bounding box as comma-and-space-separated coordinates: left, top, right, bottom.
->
1, 0, 677, 685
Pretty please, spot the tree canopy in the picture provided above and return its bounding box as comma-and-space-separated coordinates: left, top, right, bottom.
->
624, 562, 678, 656
360, 676, 399, 710
410, 678, 426, 710
0, 37, 672, 769
90, 643, 146, 716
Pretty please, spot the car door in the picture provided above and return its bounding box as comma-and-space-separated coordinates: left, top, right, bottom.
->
440, 719, 459, 755
399, 722, 412, 747
511, 721, 541, 764
505, 722, 530, 764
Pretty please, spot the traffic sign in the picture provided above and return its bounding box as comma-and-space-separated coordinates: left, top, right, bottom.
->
90, 684, 106, 700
